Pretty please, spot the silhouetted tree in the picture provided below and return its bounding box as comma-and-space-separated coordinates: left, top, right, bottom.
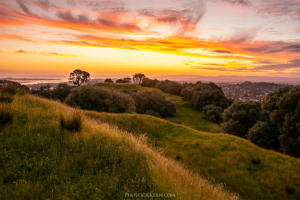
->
69, 69, 90, 86
116, 77, 131, 83
133, 73, 146, 85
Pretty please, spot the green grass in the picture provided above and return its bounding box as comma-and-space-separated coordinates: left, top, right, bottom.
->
87, 111, 300, 200
0, 94, 237, 200
94, 83, 220, 133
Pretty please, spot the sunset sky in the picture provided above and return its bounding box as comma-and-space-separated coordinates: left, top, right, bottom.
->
0, 0, 299, 78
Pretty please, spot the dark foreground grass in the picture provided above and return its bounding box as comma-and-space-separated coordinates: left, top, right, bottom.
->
0, 95, 237, 200
87, 111, 300, 200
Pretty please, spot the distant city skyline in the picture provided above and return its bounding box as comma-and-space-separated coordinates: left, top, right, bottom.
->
0, 0, 300, 77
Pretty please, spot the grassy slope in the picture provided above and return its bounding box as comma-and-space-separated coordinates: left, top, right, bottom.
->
95, 83, 220, 132
0, 94, 237, 200
87, 111, 300, 200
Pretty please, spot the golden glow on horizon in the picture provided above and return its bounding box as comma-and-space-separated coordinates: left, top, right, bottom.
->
0, 0, 299, 77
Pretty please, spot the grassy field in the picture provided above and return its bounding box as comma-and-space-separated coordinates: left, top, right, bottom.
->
87, 111, 300, 200
0, 94, 237, 200
95, 83, 220, 133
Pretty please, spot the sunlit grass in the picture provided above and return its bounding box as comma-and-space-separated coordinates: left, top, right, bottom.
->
0, 94, 237, 200
87, 111, 300, 200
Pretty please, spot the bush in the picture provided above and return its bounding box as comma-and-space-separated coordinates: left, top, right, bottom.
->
0, 93, 14, 103
181, 82, 229, 110
261, 86, 300, 157
52, 84, 73, 102
221, 101, 261, 137
247, 121, 279, 149
155, 80, 183, 96
135, 91, 176, 117
0, 105, 13, 128
202, 104, 223, 123
65, 85, 136, 113
60, 113, 82, 132
104, 78, 113, 83
1, 85, 17, 95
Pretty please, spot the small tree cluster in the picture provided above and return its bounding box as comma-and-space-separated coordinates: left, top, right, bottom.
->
65, 85, 136, 113
134, 91, 176, 118
221, 101, 261, 138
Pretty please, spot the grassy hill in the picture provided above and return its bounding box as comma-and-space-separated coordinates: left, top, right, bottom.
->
0, 94, 237, 200
95, 83, 220, 133
87, 112, 300, 200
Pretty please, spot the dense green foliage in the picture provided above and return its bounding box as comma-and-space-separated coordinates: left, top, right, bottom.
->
221, 101, 261, 137
261, 86, 300, 157
31, 84, 73, 102
155, 80, 183, 96
202, 104, 223, 123
134, 91, 176, 117
65, 85, 136, 113
181, 82, 229, 110
247, 121, 279, 149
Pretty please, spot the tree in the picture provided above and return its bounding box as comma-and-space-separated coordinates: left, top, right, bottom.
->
116, 78, 131, 83
221, 101, 261, 137
65, 85, 135, 113
133, 73, 146, 85
104, 78, 113, 83
181, 82, 229, 110
155, 80, 183, 96
141, 78, 159, 87
247, 121, 279, 149
202, 104, 223, 123
52, 84, 73, 102
134, 91, 176, 118
69, 69, 90, 86
261, 86, 300, 157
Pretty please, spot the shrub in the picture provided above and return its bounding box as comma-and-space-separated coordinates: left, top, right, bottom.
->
181, 82, 229, 110
262, 86, 300, 157
1, 85, 17, 95
135, 91, 176, 117
0, 93, 14, 103
65, 85, 136, 113
221, 101, 261, 137
202, 104, 223, 123
0, 105, 13, 128
52, 84, 73, 102
155, 80, 183, 96
247, 121, 279, 149
60, 112, 82, 132
104, 78, 114, 83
